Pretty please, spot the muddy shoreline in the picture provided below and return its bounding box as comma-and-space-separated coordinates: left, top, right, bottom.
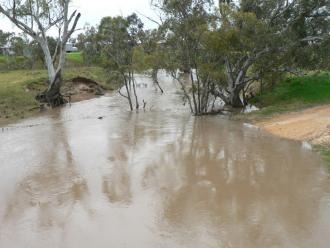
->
255, 104, 330, 146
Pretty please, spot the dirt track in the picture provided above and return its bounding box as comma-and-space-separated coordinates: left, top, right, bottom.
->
258, 104, 330, 145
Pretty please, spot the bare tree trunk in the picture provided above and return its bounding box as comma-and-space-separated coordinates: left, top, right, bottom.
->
132, 75, 139, 110
124, 77, 133, 111
172, 72, 194, 113
190, 71, 199, 114
39, 39, 56, 82
195, 68, 202, 114
223, 57, 248, 108
37, 40, 66, 107
228, 88, 244, 108
202, 80, 210, 113
152, 68, 164, 93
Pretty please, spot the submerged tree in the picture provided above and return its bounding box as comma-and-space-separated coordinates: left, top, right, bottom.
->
152, 0, 217, 115
136, 28, 167, 94
98, 14, 144, 111
0, 0, 81, 107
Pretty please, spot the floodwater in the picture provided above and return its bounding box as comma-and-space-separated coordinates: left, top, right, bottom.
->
0, 73, 330, 248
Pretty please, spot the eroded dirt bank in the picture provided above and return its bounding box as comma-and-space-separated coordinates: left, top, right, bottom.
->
0, 77, 106, 126
257, 104, 330, 145
61, 76, 106, 102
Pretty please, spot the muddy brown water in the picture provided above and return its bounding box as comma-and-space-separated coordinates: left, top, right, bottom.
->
1, 73, 330, 248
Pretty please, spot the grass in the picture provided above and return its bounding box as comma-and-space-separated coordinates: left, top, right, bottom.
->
66, 52, 83, 66
0, 66, 114, 121
245, 72, 330, 118
0, 70, 46, 120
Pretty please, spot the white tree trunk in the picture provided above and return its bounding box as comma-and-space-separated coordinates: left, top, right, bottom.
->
0, 0, 81, 106
58, 44, 67, 76
39, 39, 56, 83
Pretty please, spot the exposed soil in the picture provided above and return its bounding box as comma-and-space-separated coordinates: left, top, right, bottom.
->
257, 104, 330, 145
61, 76, 106, 102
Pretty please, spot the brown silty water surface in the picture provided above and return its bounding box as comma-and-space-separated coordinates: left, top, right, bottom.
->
0, 73, 330, 248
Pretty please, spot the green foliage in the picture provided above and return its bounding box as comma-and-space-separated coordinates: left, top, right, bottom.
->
98, 14, 144, 69
96, 13, 145, 86
160, 0, 213, 71
133, 28, 168, 73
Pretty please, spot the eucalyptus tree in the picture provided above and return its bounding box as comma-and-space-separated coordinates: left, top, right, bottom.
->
206, 3, 282, 107
0, 0, 81, 107
209, 0, 330, 107
152, 0, 216, 115
98, 14, 144, 111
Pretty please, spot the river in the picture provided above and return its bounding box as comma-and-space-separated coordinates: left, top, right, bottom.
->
0, 73, 330, 248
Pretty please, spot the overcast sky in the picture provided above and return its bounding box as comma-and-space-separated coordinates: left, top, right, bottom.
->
0, 0, 158, 36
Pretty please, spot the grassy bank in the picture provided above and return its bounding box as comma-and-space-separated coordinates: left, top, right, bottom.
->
0, 67, 113, 122
251, 72, 330, 116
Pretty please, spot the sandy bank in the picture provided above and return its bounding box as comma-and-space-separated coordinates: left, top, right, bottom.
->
258, 104, 330, 145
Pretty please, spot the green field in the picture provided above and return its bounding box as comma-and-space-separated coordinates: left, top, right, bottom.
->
66, 52, 83, 66
0, 52, 84, 70
0, 67, 113, 121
